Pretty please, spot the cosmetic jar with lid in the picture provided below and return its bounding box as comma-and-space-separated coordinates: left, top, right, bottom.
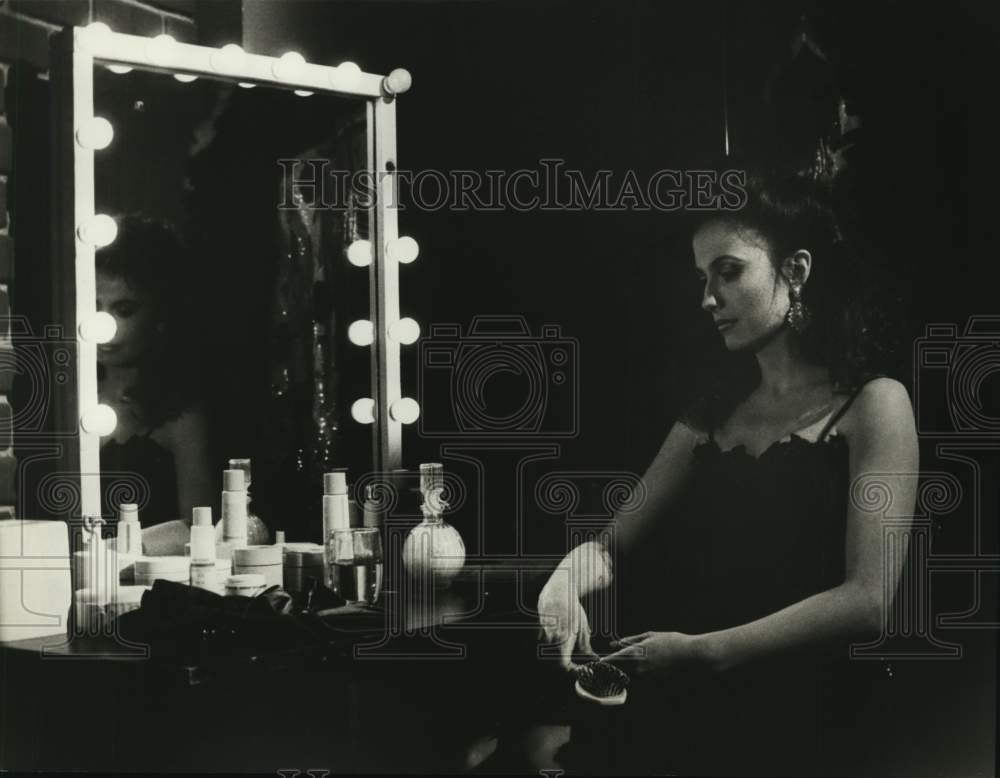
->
225, 573, 266, 597
134, 556, 191, 587
232, 545, 282, 587
282, 542, 325, 594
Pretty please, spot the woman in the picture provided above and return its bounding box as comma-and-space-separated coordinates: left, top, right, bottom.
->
97, 215, 215, 553
527, 168, 918, 775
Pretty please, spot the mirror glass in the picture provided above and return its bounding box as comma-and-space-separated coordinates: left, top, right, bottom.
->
92, 66, 374, 540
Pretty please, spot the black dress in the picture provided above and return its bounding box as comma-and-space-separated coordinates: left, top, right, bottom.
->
569, 383, 884, 776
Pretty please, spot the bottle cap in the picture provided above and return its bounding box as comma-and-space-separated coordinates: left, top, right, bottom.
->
420, 462, 444, 492
119, 504, 139, 522
192, 506, 212, 527
233, 544, 282, 566
223, 469, 245, 491
324, 470, 347, 495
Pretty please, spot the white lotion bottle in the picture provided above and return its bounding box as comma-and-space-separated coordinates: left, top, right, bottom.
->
322, 470, 351, 542
118, 503, 142, 557
222, 468, 248, 549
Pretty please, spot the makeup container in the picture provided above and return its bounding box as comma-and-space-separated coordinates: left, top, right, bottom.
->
225, 573, 266, 597
282, 542, 325, 595
222, 468, 248, 548
117, 503, 142, 556
232, 545, 282, 588
134, 556, 191, 587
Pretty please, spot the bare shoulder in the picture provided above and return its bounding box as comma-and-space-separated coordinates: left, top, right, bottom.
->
838, 377, 916, 441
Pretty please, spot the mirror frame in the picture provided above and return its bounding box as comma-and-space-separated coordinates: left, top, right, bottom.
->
53, 25, 410, 522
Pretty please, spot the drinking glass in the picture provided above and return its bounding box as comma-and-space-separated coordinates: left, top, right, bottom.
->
326, 527, 383, 605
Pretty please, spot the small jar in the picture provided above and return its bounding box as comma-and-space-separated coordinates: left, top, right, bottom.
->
225, 573, 266, 597
282, 543, 325, 595
134, 556, 191, 587
190, 558, 232, 595
232, 545, 282, 588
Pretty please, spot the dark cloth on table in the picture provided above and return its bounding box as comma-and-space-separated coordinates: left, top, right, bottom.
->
562, 383, 890, 776
101, 431, 179, 524
116, 579, 351, 666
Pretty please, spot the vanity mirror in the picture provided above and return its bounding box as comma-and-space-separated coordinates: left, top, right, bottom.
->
51, 25, 418, 536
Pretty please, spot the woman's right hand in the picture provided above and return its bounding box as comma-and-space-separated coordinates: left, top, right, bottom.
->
537, 574, 597, 671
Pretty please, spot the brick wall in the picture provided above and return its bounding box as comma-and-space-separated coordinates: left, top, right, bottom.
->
0, 0, 238, 519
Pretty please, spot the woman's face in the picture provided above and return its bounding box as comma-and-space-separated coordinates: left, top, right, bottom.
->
692, 220, 789, 352
95, 271, 158, 366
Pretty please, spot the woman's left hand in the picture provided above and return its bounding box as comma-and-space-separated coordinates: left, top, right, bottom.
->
602, 631, 706, 680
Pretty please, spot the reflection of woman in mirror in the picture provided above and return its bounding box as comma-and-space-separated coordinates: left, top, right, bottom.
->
508, 167, 918, 776
97, 214, 214, 552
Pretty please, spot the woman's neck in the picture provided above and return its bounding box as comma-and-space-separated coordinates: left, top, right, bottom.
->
753, 329, 829, 398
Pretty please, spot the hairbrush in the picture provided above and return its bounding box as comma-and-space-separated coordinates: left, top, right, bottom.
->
574, 661, 629, 706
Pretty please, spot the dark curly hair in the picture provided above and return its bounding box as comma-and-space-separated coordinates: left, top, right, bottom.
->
681, 163, 897, 431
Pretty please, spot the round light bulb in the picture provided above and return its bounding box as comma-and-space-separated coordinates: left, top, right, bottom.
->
173, 73, 198, 83
351, 398, 376, 425
294, 89, 314, 97
387, 236, 419, 264
78, 312, 117, 344
81, 405, 118, 436
107, 64, 133, 75
390, 397, 420, 424
78, 22, 112, 55
388, 317, 421, 345
146, 33, 176, 65
383, 68, 413, 96
77, 214, 118, 248
332, 61, 362, 89
75, 117, 114, 150
346, 239, 373, 267
348, 320, 375, 347
210, 43, 245, 73
273, 51, 306, 82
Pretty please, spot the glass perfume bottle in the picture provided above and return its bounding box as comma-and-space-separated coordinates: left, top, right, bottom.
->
228, 458, 270, 545
402, 463, 465, 588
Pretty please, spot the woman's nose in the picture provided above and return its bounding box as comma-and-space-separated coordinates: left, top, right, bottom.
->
701, 281, 719, 312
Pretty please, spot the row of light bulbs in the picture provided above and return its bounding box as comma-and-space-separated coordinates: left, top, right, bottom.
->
78, 22, 412, 97
75, 24, 418, 437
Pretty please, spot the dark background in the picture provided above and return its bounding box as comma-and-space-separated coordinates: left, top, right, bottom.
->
4, 2, 997, 772
254, 0, 1000, 477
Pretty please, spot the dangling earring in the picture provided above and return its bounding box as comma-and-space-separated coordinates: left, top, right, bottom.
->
785, 281, 811, 332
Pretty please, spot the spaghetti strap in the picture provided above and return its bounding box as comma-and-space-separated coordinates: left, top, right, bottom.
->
818, 380, 873, 441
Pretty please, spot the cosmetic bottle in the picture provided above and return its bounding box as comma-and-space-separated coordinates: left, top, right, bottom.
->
189, 506, 217, 592
222, 468, 248, 548
402, 463, 465, 588
118, 503, 142, 557
228, 458, 269, 544
322, 470, 351, 541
